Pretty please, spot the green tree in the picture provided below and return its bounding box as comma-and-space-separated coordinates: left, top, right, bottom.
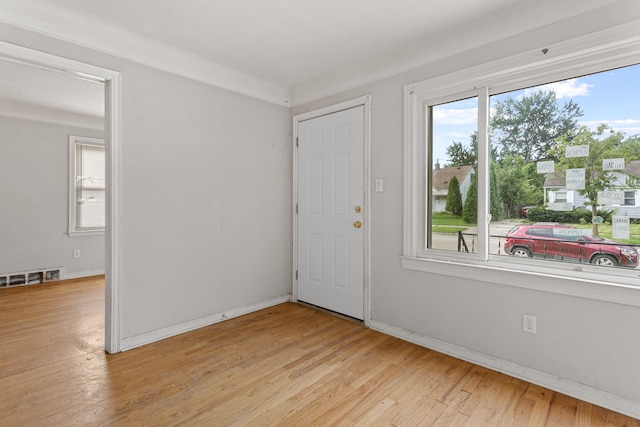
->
445, 131, 496, 167
491, 89, 583, 163
445, 175, 463, 215
553, 125, 633, 236
490, 165, 502, 220
496, 156, 539, 218
445, 141, 475, 167
462, 173, 478, 223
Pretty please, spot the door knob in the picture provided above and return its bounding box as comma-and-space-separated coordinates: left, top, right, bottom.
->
355, 206, 361, 213
353, 221, 362, 228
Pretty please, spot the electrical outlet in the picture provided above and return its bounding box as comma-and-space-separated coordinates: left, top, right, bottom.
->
73, 249, 81, 258
523, 313, 537, 334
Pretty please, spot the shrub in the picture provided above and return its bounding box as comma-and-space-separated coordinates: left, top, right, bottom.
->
445, 176, 463, 215
526, 206, 615, 224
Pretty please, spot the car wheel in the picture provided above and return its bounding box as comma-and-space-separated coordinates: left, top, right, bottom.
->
511, 247, 531, 258
590, 254, 618, 267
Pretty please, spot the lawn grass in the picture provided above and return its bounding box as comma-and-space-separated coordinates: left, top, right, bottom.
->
431, 213, 473, 234
432, 225, 468, 234
432, 212, 471, 227
572, 223, 640, 245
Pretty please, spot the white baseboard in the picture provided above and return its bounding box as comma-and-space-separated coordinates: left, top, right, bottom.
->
66, 269, 105, 280
121, 294, 292, 351
369, 320, 640, 420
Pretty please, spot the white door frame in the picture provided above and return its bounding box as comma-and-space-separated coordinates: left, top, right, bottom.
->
292, 95, 371, 325
0, 42, 123, 353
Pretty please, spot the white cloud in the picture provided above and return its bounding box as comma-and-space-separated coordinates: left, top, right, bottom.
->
432, 107, 477, 125
523, 78, 592, 99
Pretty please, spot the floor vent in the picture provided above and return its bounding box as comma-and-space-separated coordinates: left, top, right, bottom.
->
0, 268, 64, 289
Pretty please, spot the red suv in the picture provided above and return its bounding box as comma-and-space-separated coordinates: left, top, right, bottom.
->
504, 223, 638, 268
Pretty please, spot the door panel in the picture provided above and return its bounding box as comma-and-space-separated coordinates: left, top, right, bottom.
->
297, 106, 364, 319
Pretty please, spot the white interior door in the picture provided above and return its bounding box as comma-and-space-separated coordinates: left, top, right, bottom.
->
297, 106, 364, 319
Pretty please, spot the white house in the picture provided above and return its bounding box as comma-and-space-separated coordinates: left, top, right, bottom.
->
431, 163, 474, 212
544, 160, 640, 217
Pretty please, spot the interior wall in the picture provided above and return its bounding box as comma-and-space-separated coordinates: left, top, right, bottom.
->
0, 22, 292, 342
292, 2, 640, 414
0, 115, 104, 278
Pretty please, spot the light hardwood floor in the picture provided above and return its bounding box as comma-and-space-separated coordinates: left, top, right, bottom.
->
1, 277, 637, 426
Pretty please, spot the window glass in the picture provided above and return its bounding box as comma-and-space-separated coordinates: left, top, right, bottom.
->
489, 64, 640, 269
429, 97, 478, 253
70, 136, 105, 234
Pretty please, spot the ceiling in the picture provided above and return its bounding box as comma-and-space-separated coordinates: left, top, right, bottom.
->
0, 0, 632, 119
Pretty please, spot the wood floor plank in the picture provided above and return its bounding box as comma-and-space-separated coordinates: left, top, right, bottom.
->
1, 277, 638, 426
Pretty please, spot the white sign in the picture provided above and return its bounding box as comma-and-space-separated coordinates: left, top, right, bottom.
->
565, 168, 585, 190
548, 203, 573, 211
612, 215, 630, 240
566, 145, 589, 158
602, 158, 625, 170
553, 228, 587, 237
537, 161, 555, 174
597, 190, 624, 205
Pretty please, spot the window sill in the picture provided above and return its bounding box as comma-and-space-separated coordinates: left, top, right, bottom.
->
68, 230, 105, 237
401, 256, 640, 307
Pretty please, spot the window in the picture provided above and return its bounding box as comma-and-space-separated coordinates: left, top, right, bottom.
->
68, 135, 105, 235
553, 191, 568, 204
429, 97, 478, 253
624, 191, 636, 206
404, 30, 640, 289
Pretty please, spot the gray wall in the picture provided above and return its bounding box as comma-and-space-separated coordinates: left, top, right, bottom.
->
0, 115, 105, 277
292, 1, 640, 410
0, 22, 293, 341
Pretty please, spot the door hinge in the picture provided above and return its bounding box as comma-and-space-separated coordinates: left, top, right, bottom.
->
296, 203, 298, 214
296, 137, 299, 147
295, 270, 298, 280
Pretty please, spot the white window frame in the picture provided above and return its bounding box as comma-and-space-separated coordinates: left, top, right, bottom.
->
403, 23, 640, 305
554, 191, 568, 204
624, 190, 636, 206
68, 135, 105, 236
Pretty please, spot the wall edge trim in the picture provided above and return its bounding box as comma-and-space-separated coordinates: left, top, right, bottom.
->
121, 294, 292, 351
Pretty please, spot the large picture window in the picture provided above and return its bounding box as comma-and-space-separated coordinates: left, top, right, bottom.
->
68, 135, 105, 235
404, 32, 640, 289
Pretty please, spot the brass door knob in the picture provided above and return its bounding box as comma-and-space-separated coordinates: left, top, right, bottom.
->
355, 206, 362, 213
353, 221, 362, 228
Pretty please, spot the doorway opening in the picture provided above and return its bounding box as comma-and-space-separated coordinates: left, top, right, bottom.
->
0, 42, 122, 353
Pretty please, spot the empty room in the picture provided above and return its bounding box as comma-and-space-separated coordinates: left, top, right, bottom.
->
1, 0, 640, 425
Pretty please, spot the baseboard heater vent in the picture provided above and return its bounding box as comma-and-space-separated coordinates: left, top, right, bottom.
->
0, 268, 65, 289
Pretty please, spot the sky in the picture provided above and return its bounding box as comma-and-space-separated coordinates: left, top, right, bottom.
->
432, 62, 640, 167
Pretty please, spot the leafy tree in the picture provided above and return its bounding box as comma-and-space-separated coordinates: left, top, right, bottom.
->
491, 89, 583, 163
489, 165, 502, 220
496, 155, 539, 218
445, 131, 496, 167
445, 141, 475, 167
445, 175, 463, 215
462, 173, 478, 223
552, 125, 633, 236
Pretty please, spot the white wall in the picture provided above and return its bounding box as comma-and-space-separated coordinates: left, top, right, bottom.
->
292, 2, 640, 418
0, 22, 292, 343
0, 115, 105, 277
